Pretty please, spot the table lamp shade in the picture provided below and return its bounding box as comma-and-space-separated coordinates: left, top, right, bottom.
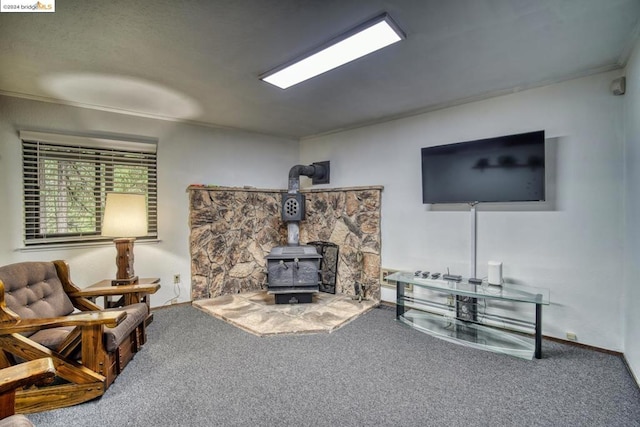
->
102, 193, 148, 238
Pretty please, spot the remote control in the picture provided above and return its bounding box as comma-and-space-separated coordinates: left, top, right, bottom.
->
468, 278, 483, 285
431, 273, 441, 279
414, 270, 421, 276
421, 271, 430, 278
443, 274, 462, 281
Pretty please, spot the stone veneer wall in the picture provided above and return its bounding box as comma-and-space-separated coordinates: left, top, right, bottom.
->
189, 186, 382, 301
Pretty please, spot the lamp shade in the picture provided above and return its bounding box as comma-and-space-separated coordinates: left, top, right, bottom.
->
101, 193, 148, 238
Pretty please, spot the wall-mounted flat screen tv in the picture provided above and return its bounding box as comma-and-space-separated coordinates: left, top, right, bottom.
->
421, 130, 545, 204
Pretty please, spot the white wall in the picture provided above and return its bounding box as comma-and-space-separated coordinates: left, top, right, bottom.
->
623, 39, 640, 382
0, 95, 299, 307
301, 71, 626, 351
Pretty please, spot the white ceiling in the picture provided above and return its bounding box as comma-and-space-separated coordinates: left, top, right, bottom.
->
1, 0, 638, 139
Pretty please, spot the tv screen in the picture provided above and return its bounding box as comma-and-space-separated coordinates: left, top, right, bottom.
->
421, 130, 545, 204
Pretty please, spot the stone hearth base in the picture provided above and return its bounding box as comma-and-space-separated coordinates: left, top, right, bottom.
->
192, 291, 378, 336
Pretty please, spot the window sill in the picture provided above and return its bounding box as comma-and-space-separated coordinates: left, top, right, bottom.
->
19, 239, 161, 252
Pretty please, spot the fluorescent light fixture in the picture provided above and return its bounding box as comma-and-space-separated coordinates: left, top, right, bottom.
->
261, 13, 405, 89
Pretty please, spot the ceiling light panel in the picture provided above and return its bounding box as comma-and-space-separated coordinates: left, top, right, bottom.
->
261, 13, 405, 89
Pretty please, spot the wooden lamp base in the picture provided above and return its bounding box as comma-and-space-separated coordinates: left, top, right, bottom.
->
111, 238, 139, 286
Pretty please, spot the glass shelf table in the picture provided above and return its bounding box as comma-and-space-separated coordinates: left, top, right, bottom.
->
387, 272, 550, 359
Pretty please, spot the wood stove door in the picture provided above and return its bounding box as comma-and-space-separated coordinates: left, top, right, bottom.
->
268, 260, 294, 288
295, 260, 320, 286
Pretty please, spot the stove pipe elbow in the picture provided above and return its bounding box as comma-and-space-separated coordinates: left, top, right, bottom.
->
288, 164, 317, 180
287, 162, 329, 193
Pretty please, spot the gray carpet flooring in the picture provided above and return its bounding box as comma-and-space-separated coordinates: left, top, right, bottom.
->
30, 305, 640, 426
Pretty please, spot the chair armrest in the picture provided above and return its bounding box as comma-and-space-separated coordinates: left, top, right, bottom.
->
0, 311, 126, 335
0, 358, 56, 394
69, 283, 161, 298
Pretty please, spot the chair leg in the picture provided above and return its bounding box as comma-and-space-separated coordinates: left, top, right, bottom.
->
138, 322, 147, 347
0, 389, 16, 419
80, 324, 117, 386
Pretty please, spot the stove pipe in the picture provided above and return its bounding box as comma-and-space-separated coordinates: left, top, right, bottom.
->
284, 162, 329, 246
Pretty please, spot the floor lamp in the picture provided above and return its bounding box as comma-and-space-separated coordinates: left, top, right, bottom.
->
101, 192, 148, 286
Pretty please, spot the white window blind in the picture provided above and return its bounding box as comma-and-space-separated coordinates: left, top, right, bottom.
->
21, 131, 158, 246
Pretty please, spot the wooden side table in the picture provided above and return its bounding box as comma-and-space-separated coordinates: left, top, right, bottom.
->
85, 278, 161, 325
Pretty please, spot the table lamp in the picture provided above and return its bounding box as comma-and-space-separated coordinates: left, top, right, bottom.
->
101, 192, 148, 285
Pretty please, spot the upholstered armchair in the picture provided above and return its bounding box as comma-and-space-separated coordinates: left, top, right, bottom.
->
0, 261, 159, 413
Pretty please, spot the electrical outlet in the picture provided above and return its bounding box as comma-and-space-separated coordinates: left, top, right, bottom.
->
566, 332, 577, 341
173, 274, 180, 284
380, 268, 400, 288
380, 267, 413, 292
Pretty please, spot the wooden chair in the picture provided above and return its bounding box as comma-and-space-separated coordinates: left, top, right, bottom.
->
0, 261, 160, 413
0, 358, 55, 427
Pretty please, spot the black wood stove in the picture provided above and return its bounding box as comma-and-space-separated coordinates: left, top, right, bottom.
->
266, 246, 322, 304
265, 162, 329, 304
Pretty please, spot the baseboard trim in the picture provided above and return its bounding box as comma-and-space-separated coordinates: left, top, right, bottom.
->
542, 335, 623, 356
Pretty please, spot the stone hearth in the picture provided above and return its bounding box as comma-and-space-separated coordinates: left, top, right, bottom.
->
192, 291, 377, 336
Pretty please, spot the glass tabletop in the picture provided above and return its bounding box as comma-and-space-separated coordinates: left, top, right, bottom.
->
387, 271, 550, 305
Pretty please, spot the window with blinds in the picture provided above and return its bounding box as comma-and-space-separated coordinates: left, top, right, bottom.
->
21, 131, 158, 246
